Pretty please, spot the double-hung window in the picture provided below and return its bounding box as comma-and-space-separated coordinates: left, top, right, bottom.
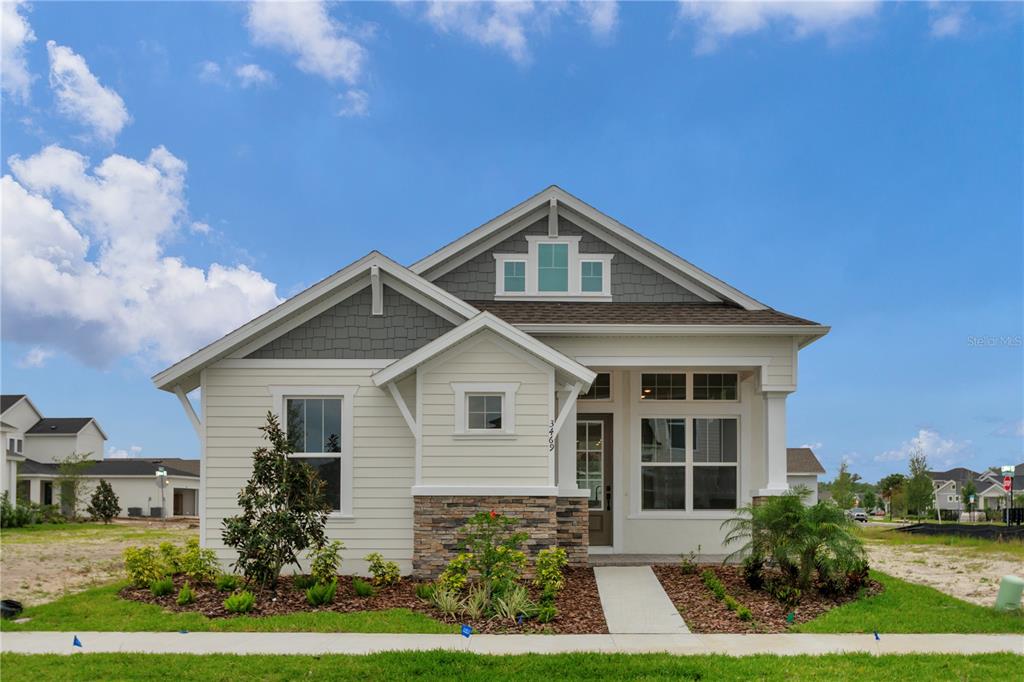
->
537, 243, 569, 292
639, 416, 739, 512
692, 418, 738, 509
640, 418, 686, 510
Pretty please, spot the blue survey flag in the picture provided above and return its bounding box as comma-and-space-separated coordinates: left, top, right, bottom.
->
72, 636, 82, 648
874, 631, 880, 641
461, 624, 472, 638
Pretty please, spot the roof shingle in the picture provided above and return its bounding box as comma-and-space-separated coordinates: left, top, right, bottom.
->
26, 418, 96, 435
468, 301, 821, 326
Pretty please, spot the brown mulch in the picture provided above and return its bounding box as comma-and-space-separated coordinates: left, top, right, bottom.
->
652, 564, 883, 633
119, 566, 608, 634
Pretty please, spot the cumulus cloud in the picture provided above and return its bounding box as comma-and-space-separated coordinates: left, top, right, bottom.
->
336, 89, 369, 117
235, 63, 275, 88
992, 419, 1024, 438
107, 444, 143, 459
800, 442, 824, 451
17, 347, 54, 368
873, 429, 971, 467
1, 1, 36, 103
677, 0, 879, 54
580, 1, 619, 40
929, 2, 969, 38
246, 1, 366, 84
46, 41, 131, 143
1, 145, 281, 368
197, 60, 225, 84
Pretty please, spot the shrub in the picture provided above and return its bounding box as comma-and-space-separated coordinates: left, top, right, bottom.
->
352, 577, 376, 597
149, 577, 174, 597
737, 606, 753, 622
176, 581, 195, 606
158, 542, 183, 574
365, 552, 401, 587
723, 595, 739, 612
310, 540, 344, 585
741, 555, 765, 590
305, 579, 338, 607
86, 480, 120, 523
431, 586, 463, 616
415, 583, 435, 601
458, 511, 528, 595
464, 584, 490, 619
438, 552, 473, 593
679, 545, 701, 575
224, 590, 256, 614
215, 574, 241, 592
533, 547, 568, 598
765, 579, 802, 608
179, 538, 220, 583
701, 569, 726, 600
536, 604, 558, 623
293, 574, 316, 591
221, 412, 330, 588
124, 546, 169, 587
492, 583, 534, 623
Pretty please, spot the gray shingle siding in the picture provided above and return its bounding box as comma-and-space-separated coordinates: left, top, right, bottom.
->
246, 285, 454, 359
433, 217, 704, 302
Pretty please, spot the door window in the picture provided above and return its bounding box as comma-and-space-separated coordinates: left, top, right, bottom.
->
576, 420, 604, 510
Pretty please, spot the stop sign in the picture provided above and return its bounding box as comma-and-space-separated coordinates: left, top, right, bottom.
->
1004, 476, 1013, 492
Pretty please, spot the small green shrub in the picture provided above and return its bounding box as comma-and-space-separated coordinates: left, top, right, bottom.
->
176, 581, 195, 606
365, 552, 401, 587
310, 540, 344, 585
215, 574, 241, 592
532, 547, 568, 597
305, 579, 338, 607
352, 577, 376, 597
492, 583, 534, 623
124, 546, 169, 587
224, 590, 255, 614
701, 569, 726, 600
536, 604, 558, 623
437, 552, 473, 593
179, 538, 220, 583
431, 585, 463, 616
723, 595, 739, 612
415, 583, 435, 601
737, 605, 753, 622
459, 511, 528, 594
741, 555, 765, 590
149, 577, 174, 597
293, 574, 316, 590
766, 580, 802, 608
464, 584, 491, 619
158, 542, 183, 574
679, 545, 701, 575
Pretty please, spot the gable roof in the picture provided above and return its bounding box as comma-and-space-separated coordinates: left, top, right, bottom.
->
26, 417, 108, 440
411, 185, 768, 311
926, 467, 979, 484
1, 394, 26, 413
472, 301, 821, 327
372, 312, 597, 388
19, 458, 197, 478
787, 447, 826, 475
152, 252, 479, 393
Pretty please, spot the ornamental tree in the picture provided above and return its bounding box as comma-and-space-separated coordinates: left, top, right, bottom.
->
86, 479, 120, 523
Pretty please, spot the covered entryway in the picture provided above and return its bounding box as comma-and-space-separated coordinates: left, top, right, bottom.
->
578, 414, 613, 546
173, 488, 197, 516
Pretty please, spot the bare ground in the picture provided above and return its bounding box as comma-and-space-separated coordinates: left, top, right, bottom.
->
1, 519, 197, 606
865, 542, 1024, 606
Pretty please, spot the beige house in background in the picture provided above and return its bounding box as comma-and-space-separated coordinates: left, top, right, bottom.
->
154, 186, 830, 575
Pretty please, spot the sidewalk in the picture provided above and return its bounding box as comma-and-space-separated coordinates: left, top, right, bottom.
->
2, 632, 1021, 656
593, 566, 690, 634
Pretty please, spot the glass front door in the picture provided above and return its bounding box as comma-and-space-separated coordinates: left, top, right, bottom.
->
578, 414, 613, 546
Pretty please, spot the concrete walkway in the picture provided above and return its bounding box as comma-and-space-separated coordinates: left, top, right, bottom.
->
1, 632, 1021, 656
593, 566, 690, 634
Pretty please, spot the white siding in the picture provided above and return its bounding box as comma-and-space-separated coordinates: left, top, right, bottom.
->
22, 434, 80, 463
76, 422, 107, 460
787, 475, 819, 504
419, 333, 553, 487
202, 364, 415, 574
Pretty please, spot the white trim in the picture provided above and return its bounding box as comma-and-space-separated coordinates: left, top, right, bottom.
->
548, 196, 558, 237
494, 254, 528, 296
372, 312, 597, 388
370, 264, 383, 316
492, 235, 613, 300
173, 385, 202, 439
415, 367, 423, 486
214, 359, 396, 370
451, 382, 519, 435
199, 369, 208, 547
411, 485, 560, 496
552, 382, 583, 436
386, 383, 417, 434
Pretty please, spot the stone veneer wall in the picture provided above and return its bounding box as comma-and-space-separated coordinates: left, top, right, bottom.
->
412, 495, 589, 578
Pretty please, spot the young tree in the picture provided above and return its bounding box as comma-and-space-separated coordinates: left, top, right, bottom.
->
878, 473, 906, 520
905, 449, 934, 516
222, 412, 331, 589
961, 479, 977, 510
831, 460, 858, 509
86, 479, 120, 523
862, 490, 878, 511
55, 452, 94, 519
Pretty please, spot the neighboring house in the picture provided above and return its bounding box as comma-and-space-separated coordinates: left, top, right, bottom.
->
927, 466, 1019, 512
153, 186, 830, 575
0, 394, 200, 517
786, 447, 826, 504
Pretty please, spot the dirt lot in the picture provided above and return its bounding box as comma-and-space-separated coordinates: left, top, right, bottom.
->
1, 519, 197, 606
865, 542, 1024, 606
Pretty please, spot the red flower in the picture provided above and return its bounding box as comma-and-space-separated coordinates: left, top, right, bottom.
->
489, 510, 497, 519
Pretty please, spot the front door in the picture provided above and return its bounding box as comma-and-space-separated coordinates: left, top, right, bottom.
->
577, 414, 613, 546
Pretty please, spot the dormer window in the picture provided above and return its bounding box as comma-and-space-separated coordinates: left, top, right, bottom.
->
494, 236, 612, 299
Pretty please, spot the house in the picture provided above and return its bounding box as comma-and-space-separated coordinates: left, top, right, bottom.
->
786, 447, 826, 504
927, 466, 1018, 512
0, 394, 200, 517
153, 186, 830, 575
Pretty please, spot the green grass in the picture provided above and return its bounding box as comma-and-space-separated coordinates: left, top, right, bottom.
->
0, 522, 195, 545
1, 653, 1018, 681
793, 572, 1024, 634
856, 524, 1024, 560
0, 583, 456, 634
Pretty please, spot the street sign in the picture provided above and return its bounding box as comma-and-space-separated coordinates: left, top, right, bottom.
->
969, 494, 976, 504
1004, 476, 1013, 492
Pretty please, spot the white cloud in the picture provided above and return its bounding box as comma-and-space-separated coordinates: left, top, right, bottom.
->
246, 1, 366, 84
235, 63, 274, 88
107, 444, 143, 459
198, 60, 224, 84
580, 1, 619, 40
929, 3, 969, 38
992, 419, 1024, 438
46, 41, 131, 143
1, 145, 281, 368
336, 89, 369, 117
1, 1, 36, 103
800, 442, 824, 451
420, 1, 538, 62
190, 220, 211, 234
873, 429, 971, 467
17, 346, 54, 368
677, 1, 879, 54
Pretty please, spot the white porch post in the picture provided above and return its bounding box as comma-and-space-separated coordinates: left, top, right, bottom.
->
759, 391, 791, 496
556, 389, 579, 494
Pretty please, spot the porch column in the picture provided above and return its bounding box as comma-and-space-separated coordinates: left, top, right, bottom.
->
556, 389, 578, 494
759, 391, 791, 496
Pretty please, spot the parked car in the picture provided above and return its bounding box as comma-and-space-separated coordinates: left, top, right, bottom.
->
847, 508, 869, 523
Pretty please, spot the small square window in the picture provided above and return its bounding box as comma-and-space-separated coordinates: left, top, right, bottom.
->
579, 373, 611, 400
693, 373, 738, 400
581, 261, 603, 292
640, 373, 686, 400
467, 394, 503, 430
503, 261, 525, 293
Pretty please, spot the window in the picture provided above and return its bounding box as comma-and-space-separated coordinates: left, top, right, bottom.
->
641, 418, 686, 510
286, 398, 343, 511
538, 243, 569, 292
577, 420, 605, 509
467, 395, 503, 430
692, 418, 738, 510
503, 260, 526, 292
640, 373, 686, 400
15, 439, 22, 453
579, 373, 611, 400
580, 261, 603, 292
693, 373, 738, 400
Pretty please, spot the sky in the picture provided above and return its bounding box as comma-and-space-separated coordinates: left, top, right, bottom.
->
1, 1, 1021, 483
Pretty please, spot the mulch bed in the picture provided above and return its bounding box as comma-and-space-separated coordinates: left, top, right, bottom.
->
652, 564, 883, 633
119, 566, 608, 634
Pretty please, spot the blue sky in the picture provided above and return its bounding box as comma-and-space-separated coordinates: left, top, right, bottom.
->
2, 1, 1021, 483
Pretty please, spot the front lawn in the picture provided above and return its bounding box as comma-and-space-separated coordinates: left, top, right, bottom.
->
2, 653, 1019, 681
793, 571, 1024, 634
0, 583, 456, 634
856, 524, 1024, 561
